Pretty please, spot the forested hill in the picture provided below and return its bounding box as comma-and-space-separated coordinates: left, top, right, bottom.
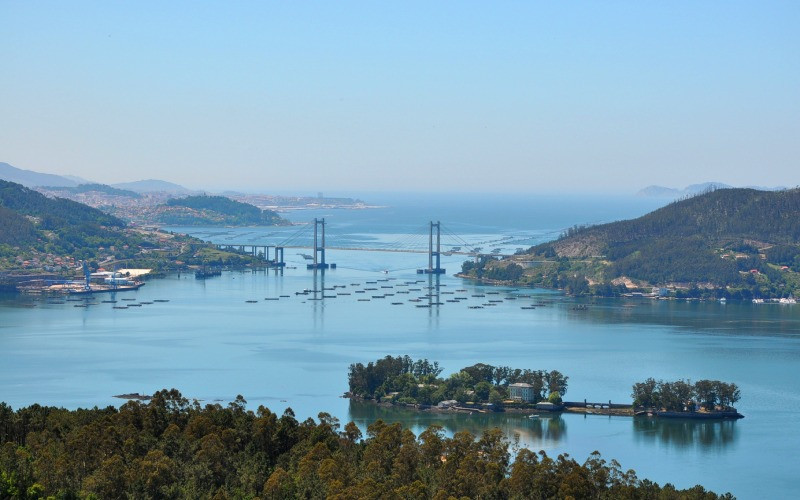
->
0, 179, 128, 253
160, 195, 288, 226
0, 180, 124, 231
544, 188, 800, 258
463, 188, 800, 299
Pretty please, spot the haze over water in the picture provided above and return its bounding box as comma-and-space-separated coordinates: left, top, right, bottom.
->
2, 193, 799, 499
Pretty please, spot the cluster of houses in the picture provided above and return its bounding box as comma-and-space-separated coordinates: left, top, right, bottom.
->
432, 382, 563, 412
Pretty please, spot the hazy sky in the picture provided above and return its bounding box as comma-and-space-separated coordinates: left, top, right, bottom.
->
1, 2, 797, 193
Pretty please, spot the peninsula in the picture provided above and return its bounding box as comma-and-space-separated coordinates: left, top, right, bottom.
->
459, 187, 800, 300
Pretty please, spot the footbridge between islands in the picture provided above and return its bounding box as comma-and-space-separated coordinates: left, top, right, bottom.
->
215, 219, 519, 274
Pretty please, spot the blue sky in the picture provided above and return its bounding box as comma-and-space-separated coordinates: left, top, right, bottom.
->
1, 2, 797, 193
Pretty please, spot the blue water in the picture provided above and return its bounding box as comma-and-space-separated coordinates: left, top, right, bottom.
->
1, 193, 797, 498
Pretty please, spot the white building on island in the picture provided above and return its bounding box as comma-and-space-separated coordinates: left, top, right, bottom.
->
509, 382, 536, 402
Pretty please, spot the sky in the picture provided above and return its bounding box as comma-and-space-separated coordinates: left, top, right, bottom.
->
1, 1, 798, 194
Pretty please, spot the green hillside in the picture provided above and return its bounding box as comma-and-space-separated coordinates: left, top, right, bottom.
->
463, 188, 800, 299
160, 195, 288, 226
0, 180, 135, 262
1, 180, 125, 228
0, 205, 37, 246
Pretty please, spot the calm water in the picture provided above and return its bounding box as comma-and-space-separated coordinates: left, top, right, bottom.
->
1, 193, 798, 498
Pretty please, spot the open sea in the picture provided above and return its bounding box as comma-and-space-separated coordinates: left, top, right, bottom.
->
1, 193, 798, 499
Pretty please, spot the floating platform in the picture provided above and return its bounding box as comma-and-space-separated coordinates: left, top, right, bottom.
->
417, 268, 446, 274
306, 263, 336, 269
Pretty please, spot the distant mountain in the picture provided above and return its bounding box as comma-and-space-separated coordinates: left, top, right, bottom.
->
112, 179, 194, 194
0, 162, 78, 188
62, 175, 94, 185
637, 182, 732, 198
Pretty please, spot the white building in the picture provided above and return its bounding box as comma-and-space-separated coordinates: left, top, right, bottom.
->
509, 382, 536, 402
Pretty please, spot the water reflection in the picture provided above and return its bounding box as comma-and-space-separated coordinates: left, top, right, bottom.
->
349, 401, 738, 452
567, 298, 800, 337
633, 417, 738, 451
348, 400, 566, 447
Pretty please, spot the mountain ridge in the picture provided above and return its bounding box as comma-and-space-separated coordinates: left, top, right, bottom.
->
0, 162, 79, 188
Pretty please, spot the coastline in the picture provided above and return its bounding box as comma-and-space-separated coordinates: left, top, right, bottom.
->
345, 394, 743, 420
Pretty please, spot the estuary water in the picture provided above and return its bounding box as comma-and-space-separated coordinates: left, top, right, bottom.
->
1, 193, 799, 498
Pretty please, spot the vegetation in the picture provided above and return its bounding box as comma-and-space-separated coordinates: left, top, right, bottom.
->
0, 389, 732, 499
1, 180, 124, 229
462, 188, 800, 299
0, 206, 37, 247
631, 379, 740, 412
160, 195, 287, 226
0, 180, 135, 263
348, 355, 568, 407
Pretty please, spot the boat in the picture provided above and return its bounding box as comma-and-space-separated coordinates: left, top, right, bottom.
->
68, 282, 144, 295
195, 268, 221, 279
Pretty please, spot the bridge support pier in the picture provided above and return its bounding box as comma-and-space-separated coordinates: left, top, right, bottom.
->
307, 218, 335, 269
418, 221, 445, 274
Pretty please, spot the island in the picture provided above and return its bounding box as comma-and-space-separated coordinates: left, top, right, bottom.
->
347, 356, 743, 419
459, 187, 800, 301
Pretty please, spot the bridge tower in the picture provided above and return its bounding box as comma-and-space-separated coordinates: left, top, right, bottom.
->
418, 221, 446, 274
307, 218, 336, 269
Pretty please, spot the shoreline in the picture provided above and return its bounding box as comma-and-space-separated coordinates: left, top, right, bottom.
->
346, 395, 743, 420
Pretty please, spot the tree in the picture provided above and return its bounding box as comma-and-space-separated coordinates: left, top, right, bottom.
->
693, 380, 718, 410
715, 382, 740, 409
631, 378, 659, 409
546, 370, 569, 398
474, 382, 492, 402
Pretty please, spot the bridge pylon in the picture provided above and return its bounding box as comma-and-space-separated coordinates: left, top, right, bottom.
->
417, 221, 446, 274
307, 218, 336, 270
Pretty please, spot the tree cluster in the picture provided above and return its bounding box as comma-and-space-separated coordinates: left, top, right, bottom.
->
0, 389, 732, 499
631, 379, 741, 412
348, 356, 568, 407
461, 258, 524, 282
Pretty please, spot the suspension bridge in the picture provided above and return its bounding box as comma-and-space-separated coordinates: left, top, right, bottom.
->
214, 219, 521, 274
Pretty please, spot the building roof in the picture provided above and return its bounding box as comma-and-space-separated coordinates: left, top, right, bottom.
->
509, 382, 534, 388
